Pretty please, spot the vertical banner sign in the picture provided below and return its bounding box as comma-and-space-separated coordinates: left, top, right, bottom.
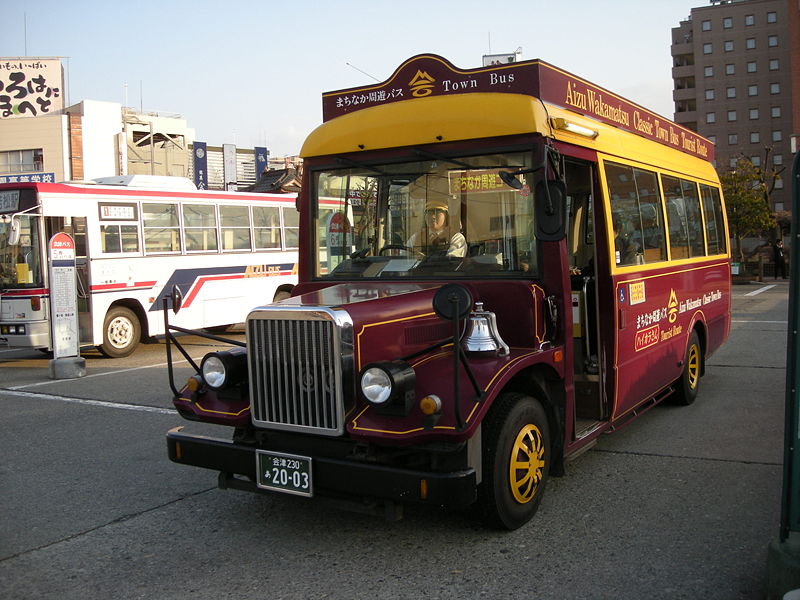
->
255, 146, 268, 179
48, 233, 79, 359
193, 142, 208, 189
223, 143, 237, 190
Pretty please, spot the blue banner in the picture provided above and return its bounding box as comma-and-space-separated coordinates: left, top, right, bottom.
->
193, 142, 208, 190
255, 146, 268, 179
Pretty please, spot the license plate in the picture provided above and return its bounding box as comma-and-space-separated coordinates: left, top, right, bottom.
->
256, 450, 313, 497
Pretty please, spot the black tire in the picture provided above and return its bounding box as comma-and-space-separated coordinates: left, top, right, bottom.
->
98, 306, 141, 358
477, 392, 551, 530
673, 330, 702, 405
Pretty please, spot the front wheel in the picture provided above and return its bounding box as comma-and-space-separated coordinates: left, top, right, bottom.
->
477, 392, 551, 530
673, 330, 702, 405
99, 306, 141, 358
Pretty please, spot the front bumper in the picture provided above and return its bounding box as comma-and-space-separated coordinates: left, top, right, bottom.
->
166, 427, 477, 508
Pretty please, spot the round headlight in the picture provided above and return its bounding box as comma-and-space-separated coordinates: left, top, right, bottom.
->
361, 367, 392, 404
201, 355, 227, 389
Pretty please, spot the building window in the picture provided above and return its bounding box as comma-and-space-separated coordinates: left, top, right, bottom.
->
706, 112, 716, 124
775, 179, 784, 190
726, 87, 736, 99
727, 110, 737, 122
705, 89, 715, 100
775, 202, 784, 211
771, 106, 781, 118
728, 133, 738, 145
769, 59, 779, 71
726, 63, 735, 75
749, 108, 759, 120
702, 19, 712, 31
703, 43, 713, 54
748, 85, 758, 96
745, 14, 754, 26
772, 130, 782, 142
724, 40, 734, 52
0, 149, 44, 174
729, 158, 738, 168
767, 11, 776, 23
770, 83, 780, 94
750, 132, 760, 143
746, 38, 756, 49
775, 155, 783, 166
704, 66, 714, 77
751, 156, 761, 167
707, 135, 716, 144
723, 17, 733, 28
747, 61, 757, 73
768, 35, 778, 47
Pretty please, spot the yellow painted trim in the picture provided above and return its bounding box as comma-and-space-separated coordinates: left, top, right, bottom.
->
175, 397, 250, 417
356, 311, 438, 371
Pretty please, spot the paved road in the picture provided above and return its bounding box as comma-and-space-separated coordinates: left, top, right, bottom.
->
0, 282, 789, 599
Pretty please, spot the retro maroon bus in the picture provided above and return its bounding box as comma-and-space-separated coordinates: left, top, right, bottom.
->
165, 55, 730, 529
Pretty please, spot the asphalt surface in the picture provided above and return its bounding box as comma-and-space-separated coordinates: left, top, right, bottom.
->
0, 280, 790, 599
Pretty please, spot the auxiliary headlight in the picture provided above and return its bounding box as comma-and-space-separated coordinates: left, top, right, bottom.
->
360, 360, 416, 416
200, 348, 247, 391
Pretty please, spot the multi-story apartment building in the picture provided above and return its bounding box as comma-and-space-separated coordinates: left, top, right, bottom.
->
671, 0, 799, 212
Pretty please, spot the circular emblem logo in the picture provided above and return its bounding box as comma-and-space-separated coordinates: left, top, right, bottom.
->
195, 147, 205, 159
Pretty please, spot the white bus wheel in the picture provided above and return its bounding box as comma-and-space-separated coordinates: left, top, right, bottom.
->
99, 306, 141, 358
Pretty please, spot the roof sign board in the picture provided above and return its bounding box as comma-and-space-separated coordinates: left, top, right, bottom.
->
321, 54, 713, 161
0, 57, 64, 118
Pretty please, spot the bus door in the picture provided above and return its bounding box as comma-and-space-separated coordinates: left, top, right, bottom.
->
564, 159, 609, 433
45, 217, 92, 345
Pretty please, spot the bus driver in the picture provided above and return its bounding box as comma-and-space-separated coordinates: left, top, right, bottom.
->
407, 199, 466, 258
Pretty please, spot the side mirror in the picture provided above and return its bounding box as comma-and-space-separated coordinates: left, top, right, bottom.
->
534, 180, 567, 242
171, 285, 183, 314
8, 218, 21, 246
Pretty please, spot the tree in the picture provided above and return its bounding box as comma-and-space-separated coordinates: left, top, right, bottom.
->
719, 158, 775, 262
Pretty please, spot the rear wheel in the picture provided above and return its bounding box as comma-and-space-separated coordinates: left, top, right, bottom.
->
99, 306, 140, 358
673, 331, 702, 405
477, 392, 551, 530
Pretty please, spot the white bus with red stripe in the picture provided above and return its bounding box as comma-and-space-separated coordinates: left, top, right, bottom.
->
0, 175, 298, 357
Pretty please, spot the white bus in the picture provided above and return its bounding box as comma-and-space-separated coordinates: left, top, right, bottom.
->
0, 175, 298, 357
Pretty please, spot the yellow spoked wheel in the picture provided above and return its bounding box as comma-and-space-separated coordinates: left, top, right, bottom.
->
509, 424, 546, 504
674, 330, 702, 405
478, 392, 551, 530
686, 343, 700, 390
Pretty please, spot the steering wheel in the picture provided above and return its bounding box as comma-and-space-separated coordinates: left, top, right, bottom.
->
378, 244, 413, 256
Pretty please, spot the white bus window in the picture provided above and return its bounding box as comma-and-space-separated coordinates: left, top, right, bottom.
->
283, 208, 299, 249
143, 203, 181, 253
662, 176, 705, 259
101, 225, 140, 253
253, 206, 281, 249
220, 205, 251, 251
183, 204, 218, 252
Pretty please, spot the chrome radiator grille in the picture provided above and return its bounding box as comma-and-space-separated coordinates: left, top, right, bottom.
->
247, 309, 348, 436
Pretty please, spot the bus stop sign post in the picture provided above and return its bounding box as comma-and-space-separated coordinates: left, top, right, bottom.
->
766, 149, 800, 599
47, 232, 86, 380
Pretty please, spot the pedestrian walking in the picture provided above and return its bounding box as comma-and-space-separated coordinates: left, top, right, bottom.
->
773, 240, 787, 279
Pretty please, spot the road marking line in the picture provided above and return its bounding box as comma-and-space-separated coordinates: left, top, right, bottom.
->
732, 319, 788, 324
7, 356, 205, 391
2, 388, 175, 415
744, 285, 776, 296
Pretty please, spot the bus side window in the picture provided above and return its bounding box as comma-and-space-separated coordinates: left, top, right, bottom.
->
143, 203, 181, 253
701, 185, 727, 255
220, 205, 252, 251
604, 162, 643, 266
663, 176, 706, 259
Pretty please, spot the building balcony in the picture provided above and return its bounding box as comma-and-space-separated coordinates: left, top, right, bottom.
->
671, 42, 694, 57
672, 64, 695, 79
673, 87, 697, 102
674, 111, 697, 126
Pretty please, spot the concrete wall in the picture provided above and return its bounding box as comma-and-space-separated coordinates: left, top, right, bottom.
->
0, 112, 69, 180
68, 100, 123, 180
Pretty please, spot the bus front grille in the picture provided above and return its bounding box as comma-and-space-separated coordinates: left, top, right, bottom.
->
246, 309, 349, 436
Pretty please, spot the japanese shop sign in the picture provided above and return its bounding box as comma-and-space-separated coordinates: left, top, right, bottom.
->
0, 172, 55, 185
321, 54, 713, 161
0, 57, 63, 119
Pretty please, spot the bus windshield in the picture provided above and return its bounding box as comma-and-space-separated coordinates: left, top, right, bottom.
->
0, 215, 43, 289
313, 150, 539, 279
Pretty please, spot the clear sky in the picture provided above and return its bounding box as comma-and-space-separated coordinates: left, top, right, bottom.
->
3, 0, 703, 157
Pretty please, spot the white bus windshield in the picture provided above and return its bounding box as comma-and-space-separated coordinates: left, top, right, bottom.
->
313, 150, 539, 279
0, 215, 43, 289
